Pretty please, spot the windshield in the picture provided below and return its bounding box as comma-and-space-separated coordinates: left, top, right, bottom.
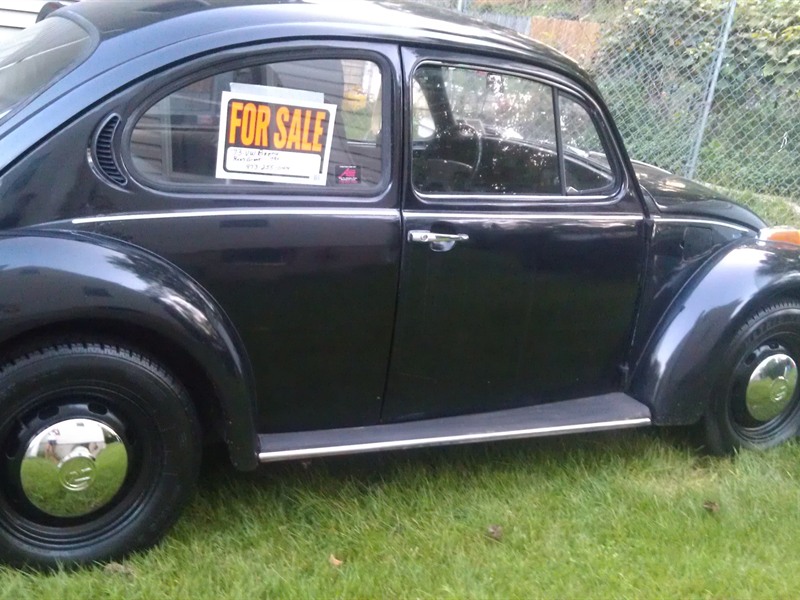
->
0, 16, 93, 123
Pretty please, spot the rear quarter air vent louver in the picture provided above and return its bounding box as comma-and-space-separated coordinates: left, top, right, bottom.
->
91, 114, 128, 187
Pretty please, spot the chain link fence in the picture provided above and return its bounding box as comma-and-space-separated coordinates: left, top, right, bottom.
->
416, 0, 800, 206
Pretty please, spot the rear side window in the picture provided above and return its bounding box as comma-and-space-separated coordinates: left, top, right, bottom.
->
129, 58, 384, 191
0, 17, 93, 122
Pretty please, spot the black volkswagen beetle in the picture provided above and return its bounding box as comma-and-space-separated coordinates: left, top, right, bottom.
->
1, 0, 799, 567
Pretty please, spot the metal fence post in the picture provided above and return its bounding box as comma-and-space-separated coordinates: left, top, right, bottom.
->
685, 0, 737, 179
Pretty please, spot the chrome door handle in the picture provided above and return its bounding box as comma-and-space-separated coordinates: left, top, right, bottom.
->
408, 230, 469, 243
408, 230, 469, 252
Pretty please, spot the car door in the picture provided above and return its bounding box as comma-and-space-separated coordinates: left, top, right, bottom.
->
74, 43, 402, 433
382, 49, 647, 423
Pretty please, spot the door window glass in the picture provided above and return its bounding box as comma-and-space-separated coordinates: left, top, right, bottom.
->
130, 58, 384, 190
411, 63, 616, 197
559, 94, 614, 195
412, 64, 558, 195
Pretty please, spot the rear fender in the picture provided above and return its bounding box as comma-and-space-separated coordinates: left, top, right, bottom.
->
0, 230, 258, 469
631, 238, 800, 425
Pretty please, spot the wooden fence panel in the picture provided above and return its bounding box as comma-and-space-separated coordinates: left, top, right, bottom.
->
529, 17, 601, 66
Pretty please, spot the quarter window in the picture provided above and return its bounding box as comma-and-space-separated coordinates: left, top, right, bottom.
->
559, 93, 614, 195
411, 63, 615, 197
129, 58, 384, 190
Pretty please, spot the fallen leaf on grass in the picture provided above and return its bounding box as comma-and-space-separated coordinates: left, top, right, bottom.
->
703, 500, 720, 513
103, 562, 136, 578
329, 554, 344, 567
485, 524, 504, 541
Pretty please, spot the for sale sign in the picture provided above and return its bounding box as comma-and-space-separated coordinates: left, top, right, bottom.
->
215, 89, 337, 186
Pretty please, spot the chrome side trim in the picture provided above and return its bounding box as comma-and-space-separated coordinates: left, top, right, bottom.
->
74, 209, 645, 226
652, 216, 753, 234
257, 417, 651, 462
403, 211, 644, 221
72, 207, 399, 225
414, 192, 620, 205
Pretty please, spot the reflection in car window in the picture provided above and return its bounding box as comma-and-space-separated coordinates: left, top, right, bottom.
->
0, 17, 93, 123
411, 64, 615, 197
412, 80, 435, 141
129, 59, 384, 190
559, 94, 614, 195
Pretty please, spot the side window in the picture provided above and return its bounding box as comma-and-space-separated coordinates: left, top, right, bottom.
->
412, 80, 435, 142
412, 64, 559, 195
559, 93, 614, 195
129, 58, 384, 191
411, 63, 616, 198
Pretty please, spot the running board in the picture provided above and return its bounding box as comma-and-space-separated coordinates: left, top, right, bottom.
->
257, 393, 651, 463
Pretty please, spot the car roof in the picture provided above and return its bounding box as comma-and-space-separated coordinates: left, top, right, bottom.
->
62, 0, 587, 79
0, 0, 598, 173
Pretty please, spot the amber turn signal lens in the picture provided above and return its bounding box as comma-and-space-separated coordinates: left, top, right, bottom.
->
760, 227, 800, 246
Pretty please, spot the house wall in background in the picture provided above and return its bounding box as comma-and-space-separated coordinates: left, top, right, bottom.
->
0, 0, 77, 42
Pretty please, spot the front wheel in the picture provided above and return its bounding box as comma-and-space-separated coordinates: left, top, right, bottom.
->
704, 301, 800, 455
0, 341, 200, 567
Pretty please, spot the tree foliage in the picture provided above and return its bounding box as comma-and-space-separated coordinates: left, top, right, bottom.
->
597, 0, 800, 97
593, 0, 800, 195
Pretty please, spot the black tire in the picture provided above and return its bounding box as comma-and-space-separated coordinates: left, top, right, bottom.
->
704, 301, 800, 455
0, 341, 200, 568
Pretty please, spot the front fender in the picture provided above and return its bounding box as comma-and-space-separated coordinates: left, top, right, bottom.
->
0, 230, 258, 469
631, 238, 800, 425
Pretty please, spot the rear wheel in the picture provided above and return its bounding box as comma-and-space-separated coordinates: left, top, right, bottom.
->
0, 341, 200, 567
704, 302, 800, 454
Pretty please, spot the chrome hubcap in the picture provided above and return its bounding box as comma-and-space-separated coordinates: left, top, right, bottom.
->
20, 418, 128, 518
746, 353, 798, 422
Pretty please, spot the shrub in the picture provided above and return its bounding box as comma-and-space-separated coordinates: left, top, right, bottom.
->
597, 0, 800, 99
593, 0, 800, 194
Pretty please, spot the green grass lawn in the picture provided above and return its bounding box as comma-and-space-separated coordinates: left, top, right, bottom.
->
2, 430, 800, 598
